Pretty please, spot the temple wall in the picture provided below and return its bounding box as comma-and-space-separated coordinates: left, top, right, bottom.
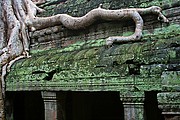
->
5, 0, 180, 120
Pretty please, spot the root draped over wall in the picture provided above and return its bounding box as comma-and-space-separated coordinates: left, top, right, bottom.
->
0, 0, 168, 119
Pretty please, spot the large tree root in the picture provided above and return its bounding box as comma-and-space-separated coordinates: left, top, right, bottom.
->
28, 5, 169, 46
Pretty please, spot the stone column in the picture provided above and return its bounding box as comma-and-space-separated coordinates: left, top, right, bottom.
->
41, 91, 59, 120
157, 92, 180, 120
120, 91, 145, 120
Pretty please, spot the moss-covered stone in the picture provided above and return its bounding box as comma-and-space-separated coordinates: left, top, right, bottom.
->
6, 22, 180, 92
157, 92, 180, 113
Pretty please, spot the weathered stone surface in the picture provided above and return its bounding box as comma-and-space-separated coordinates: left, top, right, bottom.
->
6, 24, 180, 92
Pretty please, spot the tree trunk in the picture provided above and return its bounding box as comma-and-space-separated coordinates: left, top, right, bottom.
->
0, 0, 5, 119
0, 0, 168, 119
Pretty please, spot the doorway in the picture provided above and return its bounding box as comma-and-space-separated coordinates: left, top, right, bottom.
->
63, 91, 124, 120
6, 91, 124, 120
6, 91, 44, 120
144, 91, 164, 120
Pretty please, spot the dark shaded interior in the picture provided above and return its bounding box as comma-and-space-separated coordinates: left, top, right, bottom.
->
144, 91, 164, 120
6, 91, 44, 120
63, 91, 124, 120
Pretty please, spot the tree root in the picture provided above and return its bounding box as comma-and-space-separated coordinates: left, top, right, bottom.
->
28, 5, 168, 45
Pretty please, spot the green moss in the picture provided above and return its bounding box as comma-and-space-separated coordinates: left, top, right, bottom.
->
123, 31, 134, 36
115, 54, 135, 64
143, 24, 180, 40
153, 24, 180, 36
84, 48, 99, 58
6, 22, 180, 91
128, 43, 143, 54
162, 71, 180, 85
157, 92, 180, 104
139, 0, 176, 8
168, 50, 176, 59
76, 0, 86, 4
85, 39, 105, 47
57, 53, 68, 62
73, 50, 87, 60
57, 39, 106, 53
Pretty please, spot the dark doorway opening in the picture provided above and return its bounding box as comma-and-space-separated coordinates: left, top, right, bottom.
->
144, 91, 164, 120
63, 91, 124, 120
6, 91, 44, 120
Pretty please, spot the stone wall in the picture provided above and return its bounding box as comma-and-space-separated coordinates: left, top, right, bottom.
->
5, 1, 180, 120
